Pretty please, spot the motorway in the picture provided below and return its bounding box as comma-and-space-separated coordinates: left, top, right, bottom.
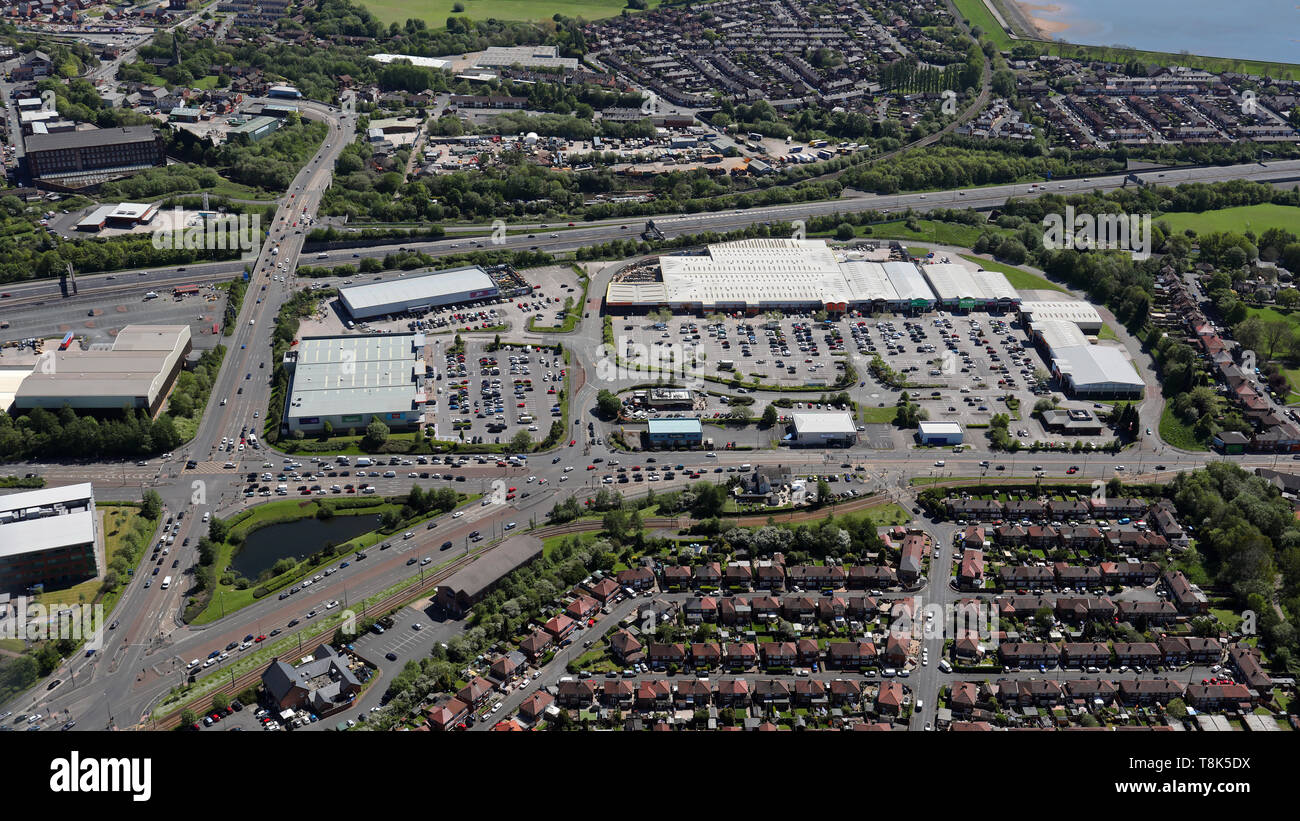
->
2, 157, 1300, 315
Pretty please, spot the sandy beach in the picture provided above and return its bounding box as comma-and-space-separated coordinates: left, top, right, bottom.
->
1015, 1, 1072, 36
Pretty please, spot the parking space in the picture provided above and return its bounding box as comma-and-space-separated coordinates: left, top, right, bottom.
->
854, 312, 1115, 447
429, 339, 565, 447
613, 313, 852, 388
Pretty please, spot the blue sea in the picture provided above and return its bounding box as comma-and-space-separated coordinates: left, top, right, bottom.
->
1023, 0, 1300, 66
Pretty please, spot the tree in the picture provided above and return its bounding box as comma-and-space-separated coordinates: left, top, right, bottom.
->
208, 518, 229, 544
363, 417, 390, 450
212, 692, 229, 711
596, 389, 621, 419
761, 404, 779, 427
816, 479, 832, 505
140, 489, 163, 520
509, 429, 533, 453
834, 222, 856, 241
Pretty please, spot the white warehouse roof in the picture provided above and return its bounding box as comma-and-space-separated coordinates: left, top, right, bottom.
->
1053, 345, 1145, 392
1033, 319, 1090, 352
370, 53, 452, 69
0, 482, 95, 559
918, 421, 963, 436
339, 266, 497, 318
607, 240, 935, 309
920, 263, 1017, 303
1020, 300, 1104, 328
791, 410, 857, 434
288, 334, 425, 420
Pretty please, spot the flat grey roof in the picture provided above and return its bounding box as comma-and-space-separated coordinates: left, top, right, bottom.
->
339, 266, 497, 315
26, 125, 157, 153
288, 334, 424, 419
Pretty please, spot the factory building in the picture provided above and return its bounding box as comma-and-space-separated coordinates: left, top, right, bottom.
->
338, 266, 500, 320
25, 126, 166, 187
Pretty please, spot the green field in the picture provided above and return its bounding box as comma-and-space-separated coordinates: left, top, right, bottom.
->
959, 254, 1068, 293
33, 506, 144, 610
1156, 204, 1300, 236
1159, 404, 1207, 452
361, 0, 649, 24
842, 219, 1004, 249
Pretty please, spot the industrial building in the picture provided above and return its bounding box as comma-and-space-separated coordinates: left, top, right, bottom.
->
1019, 300, 1104, 334
789, 411, 857, 447
283, 333, 427, 434
0, 483, 101, 592
646, 418, 703, 448
918, 263, 1019, 311
13, 325, 192, 416
229, 115, 281, 143
605, 239, 939, 313
917, 421, 964, 445
24, 126, 166, 187
338, 266, 500, 320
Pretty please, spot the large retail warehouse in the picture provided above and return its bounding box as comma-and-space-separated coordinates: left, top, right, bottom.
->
283, 333, 428, 434
604, 239, 1015, 314
339, 265, 500, 320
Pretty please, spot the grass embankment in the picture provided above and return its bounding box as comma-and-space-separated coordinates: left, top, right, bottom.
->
1159, 405, 1208, 452
959, 254, 1068, 293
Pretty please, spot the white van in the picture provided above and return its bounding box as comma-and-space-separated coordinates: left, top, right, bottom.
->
355, 457, 373, 467
740, 463, 751, 471
382, 470, 396, 478
276, 484, 288, 495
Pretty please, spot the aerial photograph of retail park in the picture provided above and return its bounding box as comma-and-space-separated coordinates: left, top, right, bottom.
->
0, 0, 1297, 781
